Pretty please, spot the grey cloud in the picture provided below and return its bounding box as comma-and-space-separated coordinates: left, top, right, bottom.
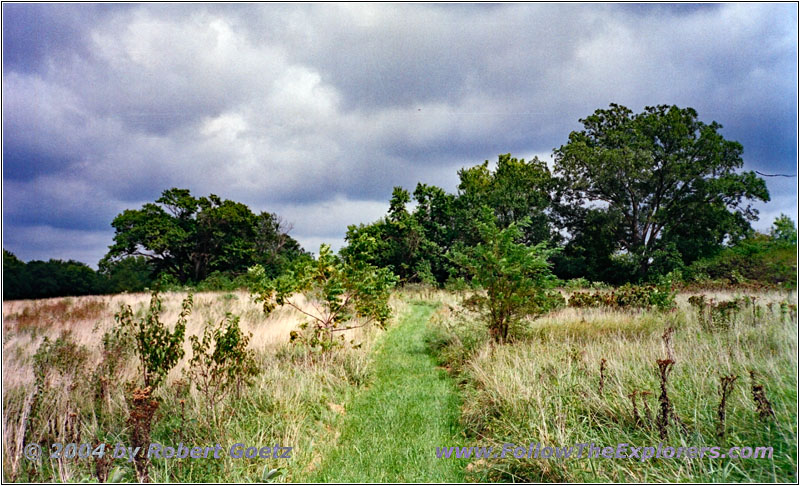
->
2, 3, 796, 266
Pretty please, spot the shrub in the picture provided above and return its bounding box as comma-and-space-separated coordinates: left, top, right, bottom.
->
111, 291, 192, 481
249, 243, 397, 351
185, 313, 259, 429
449, 208, 559, 343
568, 284, 675, 311
113, 291, 192, 389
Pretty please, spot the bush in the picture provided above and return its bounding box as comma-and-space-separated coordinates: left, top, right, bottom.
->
249, 243, 397, 352
449, 208, 559, 343
568, 284, 675, 311
186, 313, 259, 429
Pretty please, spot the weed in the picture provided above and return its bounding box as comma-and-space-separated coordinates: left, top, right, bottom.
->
749, 371, 776, 421
717, 374, 738, 439
661, 327, 676, 362
656, 359, 675, 439
598, 358, 607, 395
628, 391, 641, 427
185, 313, 259, 430
126, 386, 158, 482
92, 442, 114, 482
639, 390, 654, 428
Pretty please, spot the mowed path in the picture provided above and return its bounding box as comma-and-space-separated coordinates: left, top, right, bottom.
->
304, 302, 467, 482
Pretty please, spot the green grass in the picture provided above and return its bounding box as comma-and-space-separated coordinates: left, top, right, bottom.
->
302, 301, 467, 482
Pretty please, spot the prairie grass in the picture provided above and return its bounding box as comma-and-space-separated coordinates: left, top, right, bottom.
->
1, 290, 386, 482
427, 290, 798, 482
2, 287, 795, 482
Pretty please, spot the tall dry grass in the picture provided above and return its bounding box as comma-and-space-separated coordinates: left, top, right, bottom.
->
427, 289, 798, 482
2, 289, 388, 482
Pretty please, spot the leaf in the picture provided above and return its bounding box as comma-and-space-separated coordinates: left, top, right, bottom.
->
261, 467, 281, 482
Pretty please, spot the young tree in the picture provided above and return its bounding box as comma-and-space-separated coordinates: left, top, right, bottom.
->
770, 214, 797, 247
249, 243, 397, 351
554, 104, 769, 280
450, 207, 561, 343
112, 291, 192, 482
186, 313, 259, 429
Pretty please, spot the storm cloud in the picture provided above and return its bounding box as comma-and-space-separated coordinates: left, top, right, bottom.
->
3, 3, 797, 265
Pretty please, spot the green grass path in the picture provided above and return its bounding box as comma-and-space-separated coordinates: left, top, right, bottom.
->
304, 302, 467, 482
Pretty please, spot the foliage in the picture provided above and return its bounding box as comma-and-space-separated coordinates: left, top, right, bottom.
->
3, 250, 107, 300
186, 313, 259, 428
684, 216, 797, 289
343, 187, 442, 283
553, 104, 769, 281
449, 207, 559, 342
341, 155, 555, 286
98, 256, 156, 293
568, 283, 676, 311
249, 244, 397, 351
112, 291, 192, 388
104, 188, 305, 283
456, 153, 555, 246
770, 213, 797, 246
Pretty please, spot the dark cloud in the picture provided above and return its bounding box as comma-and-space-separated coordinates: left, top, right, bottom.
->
2, 3, 796, 266
2, 4, 130, 73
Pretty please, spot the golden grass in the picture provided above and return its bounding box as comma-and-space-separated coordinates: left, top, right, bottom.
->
1, 290, 340, 390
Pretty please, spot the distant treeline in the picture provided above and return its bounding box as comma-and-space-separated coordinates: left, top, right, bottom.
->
3, 104, 797, 300
3, 188, 307, 300
3, 251, 150, 300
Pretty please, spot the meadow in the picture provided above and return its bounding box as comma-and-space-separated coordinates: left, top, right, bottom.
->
2, 286, 797, 482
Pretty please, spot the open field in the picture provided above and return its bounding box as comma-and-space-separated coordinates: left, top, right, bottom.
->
2, 287, 797, 482
425, 289, 798, 482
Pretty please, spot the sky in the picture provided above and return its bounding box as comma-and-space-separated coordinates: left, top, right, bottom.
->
2, 3, 798, 267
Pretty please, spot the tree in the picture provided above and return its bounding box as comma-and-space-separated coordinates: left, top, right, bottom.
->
554, 104, 769, 280
456, 153, 554, 246
771, 214, 797, 247
342, 186, 440, 284
105, 188, 304, 283
2, 250, 107, 300
98, 256, 156, 293
449, 208, 561, 343
3, 250, 31, 300
249, 243, 397, 351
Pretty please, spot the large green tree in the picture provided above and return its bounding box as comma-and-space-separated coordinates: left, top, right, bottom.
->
456, 153, 554, 246
554, 104, 769, 280
104, 188, 304, 283
343, 187, 438, 284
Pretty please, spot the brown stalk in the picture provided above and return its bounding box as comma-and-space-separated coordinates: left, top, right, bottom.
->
717, 374, 738, 439
749, 371, 776, 421
628, 391, 641, 427
598, 358, 607, 395
656, 359, 675, 440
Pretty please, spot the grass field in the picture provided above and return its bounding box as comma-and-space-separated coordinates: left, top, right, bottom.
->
2, 287, 797, 482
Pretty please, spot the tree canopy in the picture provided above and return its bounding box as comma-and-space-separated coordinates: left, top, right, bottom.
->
104, 188, 305, 283
553, 104, 769, 281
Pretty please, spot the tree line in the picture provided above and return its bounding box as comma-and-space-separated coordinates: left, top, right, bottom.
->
4, 189, 306, 300
3, 104, 796, 300
344, 104, 789, 287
